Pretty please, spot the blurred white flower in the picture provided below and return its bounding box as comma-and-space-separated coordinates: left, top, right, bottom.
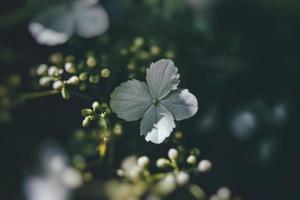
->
29, 0, 109, 45
24, 142, 83, 200
110, 59, 198, 144
231, 110, 256, 140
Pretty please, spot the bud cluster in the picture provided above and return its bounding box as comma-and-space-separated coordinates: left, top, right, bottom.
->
34, 52, 111, 99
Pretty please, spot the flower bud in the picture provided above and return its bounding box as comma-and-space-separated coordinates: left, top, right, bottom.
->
217, 187, 231, 199
39, 77, 52, 87
150, 45, 160, 55
133, 37, 144, 48
64, 62, 76, 73
82, 116, 92, 127
61, 86, 70, 99
48, 66, 59, 76
197, 159, 212, 172
100, 68, 111, 78
168, 148, 178, 160
81, 109, 93, 117
86, 56, 97, 68
113, 123, 123, 135
36, 64, 48, 75
67, 76, 80, 85
116, 169, 124, 177
89, 74, 100, 84
50, 53, 63, 64
92, 101, 101, 112
137, 156, 150, 168
79, 72, 88, 81
52, 80, 64, 90
186, 155, 197, 164
156, 158, 169, 168
176, 171, 190, 186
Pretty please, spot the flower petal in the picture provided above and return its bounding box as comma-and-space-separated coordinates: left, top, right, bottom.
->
140, 105, 175, 144
74, 5, 109, 38
146, 59, 180, 99
29, 5, 75, 46
161, 89, 198, 120
110, 79, 152, 121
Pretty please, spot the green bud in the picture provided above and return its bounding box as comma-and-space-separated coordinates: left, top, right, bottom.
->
82, 117, 91, 128
100, 68, 111, 78
7, 74, 21, 87
61, 86, 70, 99
89, 74, 100, 84
50, 53, 63, 64
127, 62, 136, 71
79, 83, 87, 91
81, 108, 93, 117
150, 45, 161, 55
79, 72, 88, 81
120, 48, 128, 56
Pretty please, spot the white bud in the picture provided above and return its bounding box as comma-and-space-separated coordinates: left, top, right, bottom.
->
137, 156, 150, 168
156, 158, 169, 168
52, 80, 64, 90
187, 155, 197, 164
168, 148, 178, 160
61, 167, 83, 189
36, 64, 48, 75
176, 171, 190, 186
67, 76, 80, 85
128, 166, 142, 180
197, 159, 212, 172
39, 77, 52, 87
64, 62, 76, 73
116, 169, 124, 177
48, 66, 59, 76
217, 187, 231, 199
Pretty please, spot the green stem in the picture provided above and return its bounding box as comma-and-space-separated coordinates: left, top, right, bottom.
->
12, 90, 59, 106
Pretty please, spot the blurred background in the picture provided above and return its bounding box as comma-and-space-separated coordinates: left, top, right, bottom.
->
1, 0, 300, 200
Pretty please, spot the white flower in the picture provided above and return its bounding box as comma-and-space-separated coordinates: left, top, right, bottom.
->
29, 0, 109, 46
110, 59, 198, 144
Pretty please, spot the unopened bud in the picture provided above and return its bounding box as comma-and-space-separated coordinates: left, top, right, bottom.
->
81, 109, 93, 117
82, 116, 92, 127
197, 160, 212, 172
186, 155, 197, 164
86, 56, 97, 68
137, 156, 150, 168
67, 76, 80, 85
64, 62, 76, 73
100, 68, 111, 78
36, 64, 48, 75
168, 148, 178, 160
48, 66, 59, 76
176, 171, 190, 186
79, 72, 88, 81
89, 75, 100, 84
52, 80, 64, 90
61, 86, 70, 99
91, 101, 99, 112
156, 158, 169, 168
39, 77, 52, 87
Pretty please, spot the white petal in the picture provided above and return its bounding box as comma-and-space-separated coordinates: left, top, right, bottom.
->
74, 5, 109, 38
29, 5, 74, 46
110, 79, 152, 121
140, 105, 176, 144
161, 89, 198, 120
146, 59, 180, 99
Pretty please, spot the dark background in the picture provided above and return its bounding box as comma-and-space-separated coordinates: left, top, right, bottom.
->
1, 0, 300, 200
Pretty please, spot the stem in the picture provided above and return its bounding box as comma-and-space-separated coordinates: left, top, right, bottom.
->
12, 90, 59, 106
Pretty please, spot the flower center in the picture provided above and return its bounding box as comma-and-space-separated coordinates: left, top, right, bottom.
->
152, 98, 159, 106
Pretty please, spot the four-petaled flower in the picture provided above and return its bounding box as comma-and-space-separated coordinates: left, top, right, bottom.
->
110, 59, 198, 144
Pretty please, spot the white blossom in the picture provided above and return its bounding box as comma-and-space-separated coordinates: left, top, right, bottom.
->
110, 59, 198, 144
